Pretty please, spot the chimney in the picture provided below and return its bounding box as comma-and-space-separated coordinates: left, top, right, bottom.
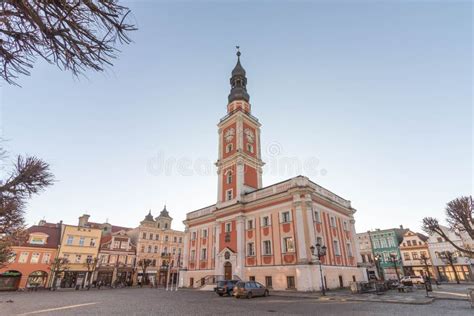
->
78, 214, 90, 227
400, 225, 404, 230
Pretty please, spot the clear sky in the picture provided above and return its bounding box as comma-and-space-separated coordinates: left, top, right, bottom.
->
1, 1, 471, 234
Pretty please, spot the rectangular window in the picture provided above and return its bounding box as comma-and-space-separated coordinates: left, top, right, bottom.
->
346, 243, 353, 257
333, 240, 341, 256
281, 211, 291, 223
174, 236, 177, 243
404, 252, 411, 261
373, 240, 380, 248
30, 252, 40, 263
19, 252, 29, 263
149, 233, 154, 240
343, 221, 348, 231
247, 219, 254, 230
249, 276, 255, 281
191, 232, 197, 240
142, 232, 147, 239
247, 242, 255, 256
154, 246, 158, 253
407, 240, 412, 246
90, 238, 96, 247
380, 239, 387, 248
314, 210, 321, 222
202, 229, 208, 238
263, 240, 272, 255
113, 241, 120, 249
75, 254, 81, 263
165, 235, 169, 242
42, 253, 51, 264
201, 248, 207, 260
412, 252, 419, 260
286, 276, 296, 289
225, 222, 232, 233
79, 237, 85, 246
265, 276, 273, 288
330, 217, 336, 227
190, 250, 196, 261
262, 216, 270, 227
226, 189, 233, 201
66, 236, 74, 245
179, 237, 182, 243
120, 241, 128, 249
316, 236, 323, 246
283, 237, 295, 253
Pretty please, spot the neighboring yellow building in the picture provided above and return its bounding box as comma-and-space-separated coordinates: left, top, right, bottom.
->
56, 215, 102, 289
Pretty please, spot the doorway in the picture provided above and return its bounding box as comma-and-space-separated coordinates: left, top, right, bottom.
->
224, 262, 232, 280
338, 275, 344, 288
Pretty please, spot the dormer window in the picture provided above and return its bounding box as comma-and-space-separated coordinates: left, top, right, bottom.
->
29, 235, 47, 245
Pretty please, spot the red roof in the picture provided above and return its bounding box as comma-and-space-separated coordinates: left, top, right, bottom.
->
21, 225, 61, 249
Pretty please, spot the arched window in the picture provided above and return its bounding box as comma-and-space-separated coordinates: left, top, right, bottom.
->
226, 171, 233, 184
247, 144, 254, 153
226, 143, 233, 153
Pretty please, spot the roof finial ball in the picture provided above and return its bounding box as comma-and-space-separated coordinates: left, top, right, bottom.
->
236, 45, 241, 58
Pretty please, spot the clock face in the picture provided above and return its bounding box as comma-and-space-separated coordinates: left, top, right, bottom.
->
224, 128, 235, 143
244, 128, 255, 143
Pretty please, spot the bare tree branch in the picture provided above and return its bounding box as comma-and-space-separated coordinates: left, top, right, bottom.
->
0, 0, 136, 86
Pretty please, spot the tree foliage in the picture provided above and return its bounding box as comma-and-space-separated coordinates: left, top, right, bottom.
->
0, 0, 136, 85
0, 152, 54, 266
422, 196, 474, 255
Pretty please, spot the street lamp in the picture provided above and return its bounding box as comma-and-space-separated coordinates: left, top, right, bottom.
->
310, 243, 327, 296
374, 254, 384, 281
388, 254, 401, 282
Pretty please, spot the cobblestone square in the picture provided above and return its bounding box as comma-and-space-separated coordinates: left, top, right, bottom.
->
1, 287, 472, 316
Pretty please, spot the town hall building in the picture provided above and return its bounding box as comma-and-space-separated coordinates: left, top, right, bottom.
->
180, 51, 366, 291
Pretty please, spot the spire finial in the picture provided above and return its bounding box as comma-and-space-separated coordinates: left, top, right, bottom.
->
236, 46, 241, 58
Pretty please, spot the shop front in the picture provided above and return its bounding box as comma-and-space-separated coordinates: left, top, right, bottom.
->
116, 268, 133, 286
436, 265, 473, 282
0, 271, 22, 291
61, 271, 87, 288
96, 268, 114, 286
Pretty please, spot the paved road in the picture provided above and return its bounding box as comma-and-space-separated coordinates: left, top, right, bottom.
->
0, 288, 472, 315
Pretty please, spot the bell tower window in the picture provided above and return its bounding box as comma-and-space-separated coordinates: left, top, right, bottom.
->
246, 144, 254, 153
226, 171, 233, 184
226, 189, 233, 201
226, 143, 233, 153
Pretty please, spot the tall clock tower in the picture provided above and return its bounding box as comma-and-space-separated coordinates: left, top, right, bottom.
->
216, 50, 264, 205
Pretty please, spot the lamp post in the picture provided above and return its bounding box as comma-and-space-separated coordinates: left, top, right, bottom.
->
388, 254, 401, 282
310, 243, 327, 296
374, 254, 384, 281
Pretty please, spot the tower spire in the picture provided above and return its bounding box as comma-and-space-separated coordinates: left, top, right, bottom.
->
228, 46, 250, 103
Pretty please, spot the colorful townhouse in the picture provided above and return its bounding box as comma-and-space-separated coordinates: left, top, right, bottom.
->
180, 51, 365, 292
0, 222, 61, 290
128, 206, 184, 286
369, 226, 407, 280
55, 215, 102, 288
399, 230, 433, 278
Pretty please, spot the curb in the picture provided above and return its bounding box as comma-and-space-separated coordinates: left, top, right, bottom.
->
270, 293, 436, 305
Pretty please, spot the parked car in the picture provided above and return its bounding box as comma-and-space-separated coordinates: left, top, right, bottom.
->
400, 275, 424, 284
214, 280, 239, 296
233, 281, 269, 299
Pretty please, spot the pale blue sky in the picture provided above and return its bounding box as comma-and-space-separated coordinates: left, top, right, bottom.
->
1, 1, 472, 233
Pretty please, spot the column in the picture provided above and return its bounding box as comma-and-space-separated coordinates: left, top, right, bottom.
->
294, 202, 308, 263
235, 216, 245, 279
215, 222, 221, 274
182, 227, 189, 269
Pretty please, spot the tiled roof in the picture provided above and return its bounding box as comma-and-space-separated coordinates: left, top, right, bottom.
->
22, 225, 61, 249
